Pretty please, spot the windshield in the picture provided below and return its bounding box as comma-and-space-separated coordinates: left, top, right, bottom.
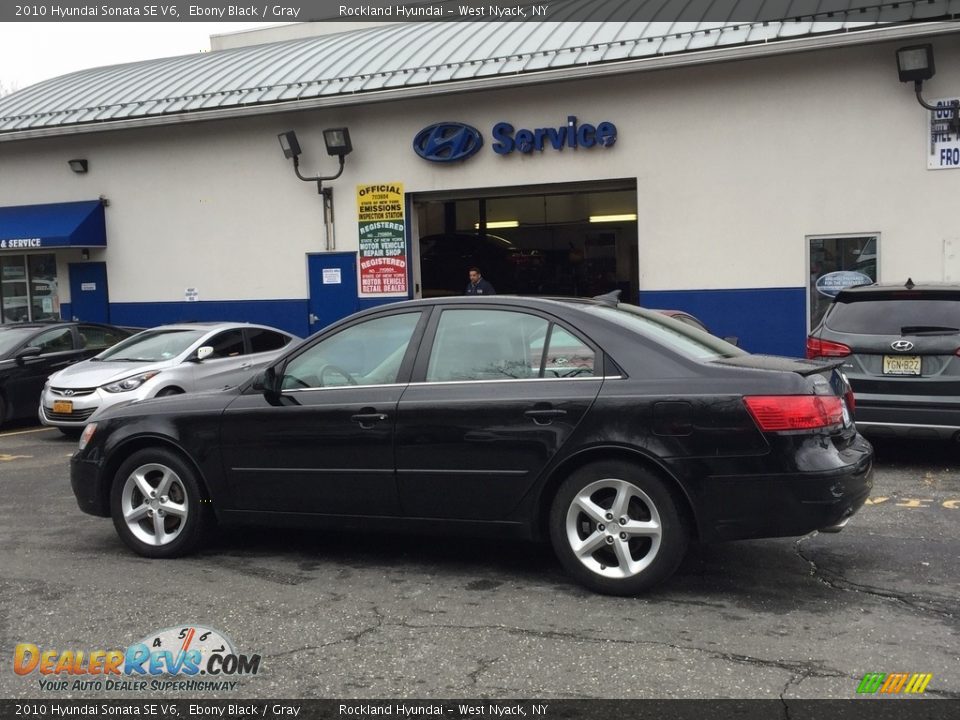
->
825, 297, 960, 335
585, 304, 744, 361
0, 328, 36, 357
98, 329, 206, 362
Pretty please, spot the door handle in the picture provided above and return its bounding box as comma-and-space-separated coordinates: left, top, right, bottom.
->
351, 410, 388, 428
524, 408, 567, 425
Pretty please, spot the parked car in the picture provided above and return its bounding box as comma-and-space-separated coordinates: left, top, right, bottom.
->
41, 322, 298, 437
71, 297, 872, 595
0, 322, 135, 430
807, 280, 960, 440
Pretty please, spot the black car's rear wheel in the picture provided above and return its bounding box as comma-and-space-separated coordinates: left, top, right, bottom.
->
110, 448, 204, 558
550, 460, 688, 595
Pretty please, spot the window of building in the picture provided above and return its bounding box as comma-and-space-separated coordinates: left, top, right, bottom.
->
808, 235, 878, 331
1, 253, 59, 323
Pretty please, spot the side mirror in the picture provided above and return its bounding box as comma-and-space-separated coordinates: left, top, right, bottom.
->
194, 346, 214, 362
260, 366, 286, 405
15, 346, 42, 365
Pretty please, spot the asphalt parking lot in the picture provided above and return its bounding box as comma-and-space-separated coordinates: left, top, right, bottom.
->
1, 422, 957, 702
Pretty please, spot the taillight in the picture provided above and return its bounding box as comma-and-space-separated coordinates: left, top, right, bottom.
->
744, 395, 844, 432
845, 387, 856, 413
806, 337, 852, 359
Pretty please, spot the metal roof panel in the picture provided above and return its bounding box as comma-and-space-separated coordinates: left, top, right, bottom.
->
0, 2, 956, 136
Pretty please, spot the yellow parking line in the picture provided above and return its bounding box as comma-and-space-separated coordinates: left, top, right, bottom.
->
0, 427, 56, 438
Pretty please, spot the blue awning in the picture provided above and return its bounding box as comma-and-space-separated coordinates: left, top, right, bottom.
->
0, 200, 106, 250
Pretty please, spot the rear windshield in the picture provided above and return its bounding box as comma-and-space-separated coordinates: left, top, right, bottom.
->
825, 297, 960, 334
585, 304, 744, 361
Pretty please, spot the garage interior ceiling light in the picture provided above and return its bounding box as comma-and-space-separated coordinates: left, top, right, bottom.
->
474, 220, 519, 229
590, 213, 637, 223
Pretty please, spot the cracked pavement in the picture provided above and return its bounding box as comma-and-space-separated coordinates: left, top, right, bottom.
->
1, 427, 957, 700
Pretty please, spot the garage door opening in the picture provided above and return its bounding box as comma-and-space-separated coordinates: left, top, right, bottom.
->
412, 180, 638, 302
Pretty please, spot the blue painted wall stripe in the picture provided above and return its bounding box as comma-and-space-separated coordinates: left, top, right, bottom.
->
72, 287, 803, 357
639, 287, 806, 357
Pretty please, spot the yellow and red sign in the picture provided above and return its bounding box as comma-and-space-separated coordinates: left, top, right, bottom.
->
357, 184, 407, 296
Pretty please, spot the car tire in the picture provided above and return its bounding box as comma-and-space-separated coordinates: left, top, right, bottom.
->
59, 427, 82, 440
109, 448, 205, 558
549, 460, 688, 595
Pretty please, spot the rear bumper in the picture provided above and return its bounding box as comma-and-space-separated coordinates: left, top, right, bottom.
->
700, 435, 874, 542
854, 393, 960, 439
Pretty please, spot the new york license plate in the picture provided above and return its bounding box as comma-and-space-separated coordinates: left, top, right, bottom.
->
882, 355, 921, 376
52, 400, 73, 414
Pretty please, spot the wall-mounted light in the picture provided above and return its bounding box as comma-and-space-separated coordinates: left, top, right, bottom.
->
896, 43, 959, 136
80, 249, 90, 261
474, 220, 519, 229
68, 159, 88, 174
277, 128, 353, 251
322, 127, 352, 157
590, 213, 637, 223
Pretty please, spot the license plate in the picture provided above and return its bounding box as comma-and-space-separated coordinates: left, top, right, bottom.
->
882, 355, 921, 376
52, 400, 73, 414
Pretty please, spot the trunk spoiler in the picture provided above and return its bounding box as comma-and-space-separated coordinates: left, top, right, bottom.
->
711, 354, 845, 377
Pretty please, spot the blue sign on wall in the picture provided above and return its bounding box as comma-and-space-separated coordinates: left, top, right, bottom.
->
413, 116, 617, 162
492, 116, 617, 154
412, 122, 484, 163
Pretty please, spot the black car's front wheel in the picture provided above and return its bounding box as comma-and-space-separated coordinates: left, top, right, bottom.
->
110, 448, 205, 558
550, 460, 688, 595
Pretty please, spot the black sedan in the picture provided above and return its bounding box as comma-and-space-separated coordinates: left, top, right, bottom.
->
0, 322, 135, 431
71, 297, 873, 594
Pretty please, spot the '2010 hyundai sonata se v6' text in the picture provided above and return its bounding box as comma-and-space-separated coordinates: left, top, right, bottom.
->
70, 296, 873, 595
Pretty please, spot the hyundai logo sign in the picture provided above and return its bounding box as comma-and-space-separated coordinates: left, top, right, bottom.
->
412, 122, 484, 163
890, 340, 915, 352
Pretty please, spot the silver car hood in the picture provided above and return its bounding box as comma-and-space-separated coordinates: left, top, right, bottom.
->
48, 358, 178, 388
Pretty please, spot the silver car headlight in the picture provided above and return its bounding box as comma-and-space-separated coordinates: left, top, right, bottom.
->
102, 371, 161, 393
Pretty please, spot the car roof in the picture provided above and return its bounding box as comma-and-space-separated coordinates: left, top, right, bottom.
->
142, 322, 292, 333
0, 321, 74, 330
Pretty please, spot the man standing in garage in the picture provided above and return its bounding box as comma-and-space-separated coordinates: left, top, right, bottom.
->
465, 267, 496, 296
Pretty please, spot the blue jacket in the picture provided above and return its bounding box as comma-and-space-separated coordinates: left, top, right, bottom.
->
465, 278, 496, 295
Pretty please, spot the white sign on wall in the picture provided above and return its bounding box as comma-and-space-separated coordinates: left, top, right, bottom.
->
184, 287, 199, 302
928, 97, 960, 170
322, 268, 342, 284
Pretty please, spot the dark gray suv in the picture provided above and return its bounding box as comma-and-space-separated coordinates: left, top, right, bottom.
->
807, 281, 960, 440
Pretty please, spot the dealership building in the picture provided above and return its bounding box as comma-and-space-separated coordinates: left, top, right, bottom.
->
0, 6, 958, 354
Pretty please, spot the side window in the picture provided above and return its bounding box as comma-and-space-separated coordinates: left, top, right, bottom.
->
206, 330, 245, 359
281, 312, 421, 389
247, 328, 290, 354
32, 327, 74, 354
542, 325, 596, 378
78, 325, 126, 350
426, 309, 549, 382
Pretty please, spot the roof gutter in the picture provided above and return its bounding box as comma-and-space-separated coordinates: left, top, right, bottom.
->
1, 20, 957, 143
